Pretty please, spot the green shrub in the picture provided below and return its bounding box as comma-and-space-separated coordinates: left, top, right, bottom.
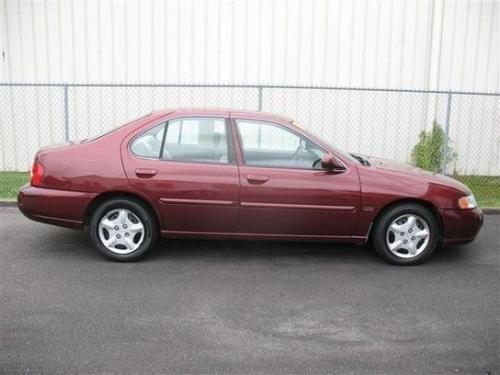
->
411, 120, 456, 173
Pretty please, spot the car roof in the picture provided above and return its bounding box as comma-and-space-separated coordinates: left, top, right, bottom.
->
152, 108, 292, 124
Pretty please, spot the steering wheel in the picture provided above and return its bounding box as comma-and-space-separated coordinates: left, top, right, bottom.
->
312, 158, 322, 168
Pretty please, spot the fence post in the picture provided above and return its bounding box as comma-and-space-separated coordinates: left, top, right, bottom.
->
258, 86, 263, 111
440, 91, 452, 174
63, 84, 69, 141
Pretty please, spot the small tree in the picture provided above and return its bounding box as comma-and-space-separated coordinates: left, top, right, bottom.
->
411, 121, 456, 173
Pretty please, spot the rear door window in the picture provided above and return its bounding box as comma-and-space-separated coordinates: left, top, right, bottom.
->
162, 118, 232, 164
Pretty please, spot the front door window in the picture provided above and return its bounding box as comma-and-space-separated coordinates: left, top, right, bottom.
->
236, 120, 324, 169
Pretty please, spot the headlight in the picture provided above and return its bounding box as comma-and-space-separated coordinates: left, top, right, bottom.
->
458, 194, 477, 209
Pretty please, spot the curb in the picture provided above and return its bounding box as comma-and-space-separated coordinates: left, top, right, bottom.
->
482, 208, 500, 215
1, 200, 17, 207
1, 200, 499, 214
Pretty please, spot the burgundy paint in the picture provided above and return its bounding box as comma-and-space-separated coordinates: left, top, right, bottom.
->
18, 109, 483, 245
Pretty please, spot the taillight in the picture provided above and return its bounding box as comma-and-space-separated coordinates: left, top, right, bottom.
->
31, 161, 44, 187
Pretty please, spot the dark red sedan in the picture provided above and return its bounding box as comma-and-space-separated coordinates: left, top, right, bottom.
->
18, 109, 483, 264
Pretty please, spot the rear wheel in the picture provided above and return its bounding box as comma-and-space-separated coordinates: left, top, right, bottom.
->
89, 198, 158, 261
372, 203, 440, 265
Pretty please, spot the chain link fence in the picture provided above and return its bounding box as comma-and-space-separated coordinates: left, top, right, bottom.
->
1, 83, 499, 206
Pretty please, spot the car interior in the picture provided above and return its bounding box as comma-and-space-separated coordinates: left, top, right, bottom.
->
237, 121, 324, 169
241, 146, 323, 168
131, 119, 230, 163
131, 118, 324, 168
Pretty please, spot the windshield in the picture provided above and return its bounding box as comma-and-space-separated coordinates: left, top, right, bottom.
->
291, 121, 361, 165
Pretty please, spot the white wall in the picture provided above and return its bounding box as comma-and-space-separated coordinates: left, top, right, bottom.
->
0, 0, 499, 174
2, 0, 498, 90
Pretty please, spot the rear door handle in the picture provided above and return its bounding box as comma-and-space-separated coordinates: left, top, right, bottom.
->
135, 168, 158, 178
246, 174, 269, 184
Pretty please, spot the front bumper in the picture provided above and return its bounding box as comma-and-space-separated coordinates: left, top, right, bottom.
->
439, 207, 484, 246
17, 184, 97, 229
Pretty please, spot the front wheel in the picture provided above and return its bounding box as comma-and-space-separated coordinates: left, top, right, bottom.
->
89, 198, 158, 261
372, 203, 441, 265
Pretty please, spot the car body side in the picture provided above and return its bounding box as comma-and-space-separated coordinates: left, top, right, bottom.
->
17, 110, 483, 245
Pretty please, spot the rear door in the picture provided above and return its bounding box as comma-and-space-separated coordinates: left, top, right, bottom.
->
232, 117, 360, 238
122, 113, 240, 234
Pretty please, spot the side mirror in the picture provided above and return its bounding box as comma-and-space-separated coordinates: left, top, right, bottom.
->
321, 154, 346, 172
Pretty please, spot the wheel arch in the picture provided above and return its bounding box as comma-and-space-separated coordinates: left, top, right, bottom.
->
84, 191, 161, 229
367, 198, 444, 243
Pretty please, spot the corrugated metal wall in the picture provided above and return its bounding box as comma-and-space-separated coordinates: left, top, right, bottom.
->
2, 0, 498, 91
0, 1, 498, 174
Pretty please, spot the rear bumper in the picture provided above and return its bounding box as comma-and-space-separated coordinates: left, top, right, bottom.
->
439, 207, 484, 246
17, 184, 97, 229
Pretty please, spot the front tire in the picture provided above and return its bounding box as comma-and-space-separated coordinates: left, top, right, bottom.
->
372, 203, 440, 265
89, 198, 158, 261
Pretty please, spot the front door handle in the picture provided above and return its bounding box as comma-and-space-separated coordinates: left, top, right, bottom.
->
246, 174, 269, 184
135, 168, 158, 178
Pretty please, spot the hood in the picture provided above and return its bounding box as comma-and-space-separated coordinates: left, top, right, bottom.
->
365, 155, 471, 194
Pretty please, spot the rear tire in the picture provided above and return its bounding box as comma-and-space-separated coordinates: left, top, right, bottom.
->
89, 198, 158, 261
372, 203, 440, 265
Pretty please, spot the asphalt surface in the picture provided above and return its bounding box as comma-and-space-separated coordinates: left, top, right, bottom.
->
1, 207, 499, 375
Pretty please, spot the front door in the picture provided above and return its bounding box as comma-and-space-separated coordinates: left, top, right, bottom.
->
123, 115, 240, 233
234, 119, 360, 237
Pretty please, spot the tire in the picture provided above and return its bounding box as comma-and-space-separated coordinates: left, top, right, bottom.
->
88, 198, 158, 261
372, 203, 441, 265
